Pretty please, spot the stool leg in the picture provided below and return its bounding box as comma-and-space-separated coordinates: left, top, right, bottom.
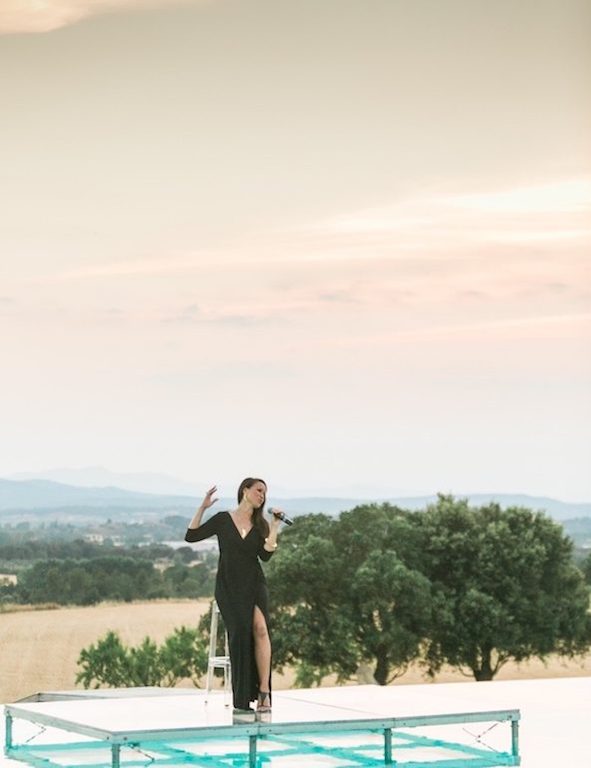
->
205, 601, 232, 706
224, 630, 232, 706
205, 602, 219, 703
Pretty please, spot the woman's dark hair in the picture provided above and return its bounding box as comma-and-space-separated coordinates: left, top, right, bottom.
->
237, 477, 269, 538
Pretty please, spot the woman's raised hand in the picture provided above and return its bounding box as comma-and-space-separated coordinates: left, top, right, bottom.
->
201, 485, 219, 510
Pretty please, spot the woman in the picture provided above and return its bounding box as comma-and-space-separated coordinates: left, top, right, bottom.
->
185, 478, 281, 718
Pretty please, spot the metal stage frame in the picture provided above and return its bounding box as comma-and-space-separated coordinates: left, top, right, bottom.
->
4, 688, 521, 768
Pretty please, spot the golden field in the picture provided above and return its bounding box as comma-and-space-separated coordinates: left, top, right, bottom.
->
1, 600, 589, 703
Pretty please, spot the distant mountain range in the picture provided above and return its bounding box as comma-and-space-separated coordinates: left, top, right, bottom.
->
8, 467, 204, 496
0, 477, 589, 521
6, 467, 427, 499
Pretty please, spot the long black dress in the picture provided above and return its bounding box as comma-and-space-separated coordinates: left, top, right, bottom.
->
185, 510, 274, 710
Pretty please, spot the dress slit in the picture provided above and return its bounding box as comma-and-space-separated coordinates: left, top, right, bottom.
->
252, 603, 272, 700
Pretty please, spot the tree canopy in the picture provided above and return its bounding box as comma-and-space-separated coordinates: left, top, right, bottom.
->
421, 496, 591, 680
267, 497, 591, 684
268, 507, 432, 685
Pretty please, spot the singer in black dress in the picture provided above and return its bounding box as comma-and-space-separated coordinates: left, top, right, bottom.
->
184, 479, 281, 714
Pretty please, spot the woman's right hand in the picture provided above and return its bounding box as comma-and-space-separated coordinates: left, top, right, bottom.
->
200, 485, 218, 510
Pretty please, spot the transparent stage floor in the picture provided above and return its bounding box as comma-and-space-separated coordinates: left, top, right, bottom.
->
4, 686, 520, 768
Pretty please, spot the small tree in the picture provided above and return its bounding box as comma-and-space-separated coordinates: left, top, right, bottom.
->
159, 626, 208, 687
76, 631, 134, 688
76, 627, 208, 688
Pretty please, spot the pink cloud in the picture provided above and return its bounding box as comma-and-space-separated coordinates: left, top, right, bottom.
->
0, 0, 201, 34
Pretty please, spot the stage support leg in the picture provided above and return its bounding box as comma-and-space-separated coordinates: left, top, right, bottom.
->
4, 712, 12, 751
511, 718, 519, 762
111, 743, 120, 768
384, 727, 392, 764
249, 734, 257, 768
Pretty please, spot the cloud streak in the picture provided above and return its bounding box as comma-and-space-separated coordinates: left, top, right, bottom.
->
0, 0, 201, 34
331, 312, 591, 350
446, 180, 591, 215
57, 254, 214, 280
42, 178, 591, 291
317, 179, 591, 252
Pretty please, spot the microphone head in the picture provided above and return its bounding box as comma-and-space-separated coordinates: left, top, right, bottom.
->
268, 507, 294, 525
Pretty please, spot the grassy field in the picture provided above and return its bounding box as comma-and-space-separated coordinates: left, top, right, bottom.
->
1, 600, 589, 703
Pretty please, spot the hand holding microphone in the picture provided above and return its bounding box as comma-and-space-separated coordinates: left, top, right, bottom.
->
268, 507, 294, 526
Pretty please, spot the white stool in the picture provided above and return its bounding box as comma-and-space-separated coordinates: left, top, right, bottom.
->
205, 600, 232, 705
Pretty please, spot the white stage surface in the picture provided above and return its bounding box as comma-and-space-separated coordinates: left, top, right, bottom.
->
1, 677, 589, 767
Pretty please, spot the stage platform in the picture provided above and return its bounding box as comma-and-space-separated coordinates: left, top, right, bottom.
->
4, 686, 519, 768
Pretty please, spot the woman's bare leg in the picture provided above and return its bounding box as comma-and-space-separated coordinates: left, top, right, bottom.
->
252, 605, 271, 695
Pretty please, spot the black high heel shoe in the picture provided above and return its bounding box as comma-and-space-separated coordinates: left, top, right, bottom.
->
256, 691, 272, 715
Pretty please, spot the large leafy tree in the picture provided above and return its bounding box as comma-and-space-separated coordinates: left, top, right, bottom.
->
267, 507, 433, 685
421, 495, 591, 681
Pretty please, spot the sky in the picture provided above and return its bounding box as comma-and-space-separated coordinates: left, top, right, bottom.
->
1, 0, 590, 501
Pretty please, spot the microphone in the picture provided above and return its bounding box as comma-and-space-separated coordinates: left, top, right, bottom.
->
268, 507, 294, 526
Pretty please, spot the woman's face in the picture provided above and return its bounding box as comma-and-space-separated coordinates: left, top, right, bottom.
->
245, 481, 267, 508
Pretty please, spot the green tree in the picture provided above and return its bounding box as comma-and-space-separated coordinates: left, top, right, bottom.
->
582, 552, 591, 585
76, 631, 133, 688
16, 557, 165, 605
162, 563, 215, 598
421, 496, 591, 681
127, 637, 163, 686
76, 627, 208, 688
158, 626, 209, 687
267, 507, 433, 685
